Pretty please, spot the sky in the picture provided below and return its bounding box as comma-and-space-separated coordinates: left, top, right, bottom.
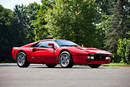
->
0, 0, 42, 10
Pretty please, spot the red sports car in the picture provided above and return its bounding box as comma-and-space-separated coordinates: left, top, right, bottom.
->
12, 39, 112, 68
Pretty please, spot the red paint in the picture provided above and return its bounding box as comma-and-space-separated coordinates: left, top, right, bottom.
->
12, 39, 112, 65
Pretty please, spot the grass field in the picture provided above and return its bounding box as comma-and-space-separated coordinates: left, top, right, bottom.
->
102, 63, 130, 67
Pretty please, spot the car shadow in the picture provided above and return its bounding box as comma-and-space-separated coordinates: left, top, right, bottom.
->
0, 64, 121, 69
29, 65, 110, 69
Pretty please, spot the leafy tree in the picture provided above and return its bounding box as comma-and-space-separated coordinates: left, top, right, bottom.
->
117, 38, 130, 64
95, 0, 116, 15
26, 2, 40, 41
13, 3, 40, 43
95, 0, 117, 49
13, 5, 29, 44
0, 5, 14, 62
96, 15, 112, 49
0, 3, 40, 62
104, 0, 130, 62
31, 0, 52, 41
45, 0, 101, 47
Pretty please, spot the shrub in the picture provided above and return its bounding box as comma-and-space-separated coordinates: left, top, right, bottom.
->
117, 38, 130, 64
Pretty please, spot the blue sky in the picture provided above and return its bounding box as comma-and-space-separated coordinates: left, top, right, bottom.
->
0, 0, 42, 10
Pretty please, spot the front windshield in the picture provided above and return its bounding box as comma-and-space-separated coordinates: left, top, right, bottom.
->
54, 40, 80, 47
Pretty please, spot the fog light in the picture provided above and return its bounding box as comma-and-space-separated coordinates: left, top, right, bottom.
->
91, 56, 94, 59
106, 57, 110, 60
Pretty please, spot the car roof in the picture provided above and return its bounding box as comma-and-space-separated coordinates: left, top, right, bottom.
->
41, 39, 66, 42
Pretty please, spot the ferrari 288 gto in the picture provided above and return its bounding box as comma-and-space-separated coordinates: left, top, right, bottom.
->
12, 39, 112, 68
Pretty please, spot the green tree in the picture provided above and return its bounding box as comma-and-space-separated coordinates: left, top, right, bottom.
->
13, 3, 40, 43
13, 5, 29, 44
31, 0, 52, 41
45, 0, 101, 47
26, 2, 40, 41
96, 15, 112, 49
104, 0, 130, 62
95, 0, 115, 15
0, 3, 40, 62
117, 38, 130, 64
0, 5, 14, 62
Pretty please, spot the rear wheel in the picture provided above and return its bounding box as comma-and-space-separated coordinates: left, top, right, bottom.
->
46, 64, 57, 68
59, 51, 73, 68
88, 64, 101, 68
16, 52, 30, 68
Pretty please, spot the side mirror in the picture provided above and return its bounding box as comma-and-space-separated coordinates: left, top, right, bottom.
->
48, 43, 55, 49
82, 44, 84, 47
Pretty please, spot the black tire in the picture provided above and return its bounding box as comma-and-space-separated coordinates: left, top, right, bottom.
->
16, 52, 30, 68
88, 64, 101, 68
59, 51, 73, 68
46, 64, 57, 68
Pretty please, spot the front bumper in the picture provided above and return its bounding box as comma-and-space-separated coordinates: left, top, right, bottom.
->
72, 54, 111, 64
86, 60, 110, 64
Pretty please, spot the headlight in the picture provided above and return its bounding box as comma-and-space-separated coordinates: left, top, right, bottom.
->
88, 56, 91, 59
106, 57, 111, 60
91, 56, 94, 59
87, 55, 94, 59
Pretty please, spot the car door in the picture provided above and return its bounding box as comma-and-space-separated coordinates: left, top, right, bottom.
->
30, 41, 58, 64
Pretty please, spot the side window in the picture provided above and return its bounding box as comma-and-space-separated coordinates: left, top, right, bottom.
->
39, 41, 50, 48
34, 41, 57, 48
31, 42, 40, 47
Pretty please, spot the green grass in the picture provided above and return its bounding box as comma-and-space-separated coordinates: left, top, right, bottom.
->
0, 63, 16, 64
102, 63, 129, 67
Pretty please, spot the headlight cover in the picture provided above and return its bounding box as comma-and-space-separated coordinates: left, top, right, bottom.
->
106, 57, 111, 60
87, 56, 94, 59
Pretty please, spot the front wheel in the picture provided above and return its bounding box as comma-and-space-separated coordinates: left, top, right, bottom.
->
88, 64, 101, 68
16, 52, 30, 68
59, 51, 73, 68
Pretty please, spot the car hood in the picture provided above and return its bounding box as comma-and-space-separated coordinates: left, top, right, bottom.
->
79, 47, 112, 55
62, 47, 112, 55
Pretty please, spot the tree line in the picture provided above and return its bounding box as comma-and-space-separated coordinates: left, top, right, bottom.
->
0, 0, 129, 63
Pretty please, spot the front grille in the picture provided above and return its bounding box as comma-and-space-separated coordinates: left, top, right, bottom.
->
94, 54, 110, 60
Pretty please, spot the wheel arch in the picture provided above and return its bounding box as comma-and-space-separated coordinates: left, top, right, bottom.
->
58, 49, 72, 57
16, 50, 29, 61
58, 49, 74, 62
17, 50, 26, 56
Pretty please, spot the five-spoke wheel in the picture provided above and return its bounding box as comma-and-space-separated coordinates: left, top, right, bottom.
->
59, 51, 73, 68
16, 52, 30, 67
